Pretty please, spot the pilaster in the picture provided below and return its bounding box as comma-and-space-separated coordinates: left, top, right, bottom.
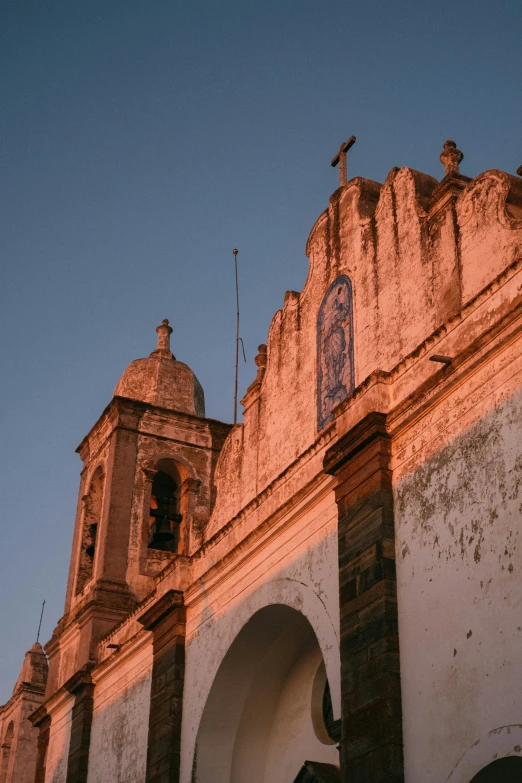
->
29, 707, 50, 783
324, 412, 403, 783
64, 667, 95, 783
138, 590, 186, 783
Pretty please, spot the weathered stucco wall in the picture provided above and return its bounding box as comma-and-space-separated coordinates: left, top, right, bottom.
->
394, 339, 522, 782
180, 483, 340, 783
87, 639, 152, 783
207, 168, 522, 540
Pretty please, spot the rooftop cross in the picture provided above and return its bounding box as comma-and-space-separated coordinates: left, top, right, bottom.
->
331, 135, 356, 187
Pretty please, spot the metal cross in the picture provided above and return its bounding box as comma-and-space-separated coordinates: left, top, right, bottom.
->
331, 136, 356, 187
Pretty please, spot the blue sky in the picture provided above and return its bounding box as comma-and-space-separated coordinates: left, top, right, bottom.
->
1, 0, 520, 700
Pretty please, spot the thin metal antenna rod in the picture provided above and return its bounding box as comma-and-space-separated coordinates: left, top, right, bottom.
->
36, 600, 46, 644
233, 249, 240, 425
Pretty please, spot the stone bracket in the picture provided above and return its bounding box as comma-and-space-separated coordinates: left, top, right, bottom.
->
137, 590, 184, 631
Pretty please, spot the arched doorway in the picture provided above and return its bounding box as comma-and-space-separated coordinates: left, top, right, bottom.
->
469, 757, 522, 782
0, 722, 14, 783
193, 605, 339, 783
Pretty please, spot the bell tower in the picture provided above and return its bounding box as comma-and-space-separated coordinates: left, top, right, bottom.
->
45, 321, 230, 695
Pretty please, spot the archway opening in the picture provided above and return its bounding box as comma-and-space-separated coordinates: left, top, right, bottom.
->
76, 466, 104, 593
469, 757, 522, 782
0, 721, 14, 783
194, 604, 339, 783
148, 460, 182, 553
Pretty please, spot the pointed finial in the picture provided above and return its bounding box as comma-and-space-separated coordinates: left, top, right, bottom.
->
150, 319, 175, 359
517, 165, 522, 177
254, 344, 267, 383
440, 140, 464, 177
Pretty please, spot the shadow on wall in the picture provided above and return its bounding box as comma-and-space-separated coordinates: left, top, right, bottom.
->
193, 605, 339, 783
86, 669, 151, 783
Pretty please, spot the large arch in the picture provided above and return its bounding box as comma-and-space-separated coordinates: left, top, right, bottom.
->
193, 604, 339, 783
445, 726, 522, 783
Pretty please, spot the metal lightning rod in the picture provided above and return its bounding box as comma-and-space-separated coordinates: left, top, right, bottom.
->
233, 249, 240, 425
232, 249, 246, 425
36, 599, 46, 644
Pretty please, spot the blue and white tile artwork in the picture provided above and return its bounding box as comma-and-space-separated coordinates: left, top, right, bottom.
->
317, 275, 355, 430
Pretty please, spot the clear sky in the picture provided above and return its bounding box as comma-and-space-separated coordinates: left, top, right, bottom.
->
1, 0, 520, 701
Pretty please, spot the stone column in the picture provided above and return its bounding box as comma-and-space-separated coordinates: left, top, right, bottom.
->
30, 707, 50, 783
324, 412, 404, 783
138, 590, 186, 783
65, 667, 95, 783
180, 477, 201, 552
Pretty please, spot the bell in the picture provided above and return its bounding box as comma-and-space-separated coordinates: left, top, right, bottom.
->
148, 517, 175, 549
85, 524, 97, 558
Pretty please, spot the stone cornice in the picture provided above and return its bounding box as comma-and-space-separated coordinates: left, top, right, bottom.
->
96, 590, 158, 652
93, 627, 151, 680
323, 412, 389, 476
76, 397, 148, 461
387, 294, 522, 440
183, 470, 336, 613
0, 682, 46, 716
136, 428, 228, 454
63, 664, 95, 695
137, 590, 184, 631
332, 255, 522, 429
28, 662, 91, 725
327, 260, 522, 463
76, 396, 231, 462
203, 421, 336, 547
29, 704, 48, 728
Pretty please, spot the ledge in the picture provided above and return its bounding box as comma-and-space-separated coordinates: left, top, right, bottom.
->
323, 412, 389, 476
137, 589, 184, 631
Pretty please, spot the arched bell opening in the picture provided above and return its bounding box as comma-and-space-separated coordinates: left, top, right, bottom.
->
193, 604, 339, 783
0, 721, 14, 783
76, 466, 105, 594
147, 459, 183, 554
469, 757, 522, 782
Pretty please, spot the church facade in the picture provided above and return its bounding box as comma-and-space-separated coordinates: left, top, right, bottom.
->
2, 142, 522, 783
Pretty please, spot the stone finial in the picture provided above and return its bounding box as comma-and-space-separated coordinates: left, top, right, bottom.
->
440, 140, 464, 177
517, 165, 522, 177
241, 344, 267, 406
254, 344, 267, 383
150, 318, 175, 359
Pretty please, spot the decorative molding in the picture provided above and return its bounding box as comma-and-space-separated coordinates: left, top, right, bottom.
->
63, 664, 95, 696
323, 412, 389, 476
137, 589, 184, 631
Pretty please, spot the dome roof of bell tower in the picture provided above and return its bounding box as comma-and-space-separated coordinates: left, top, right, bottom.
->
114, 319, 205, 416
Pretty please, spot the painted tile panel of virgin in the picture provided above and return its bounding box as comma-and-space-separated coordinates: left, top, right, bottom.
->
317, 275, 355, 430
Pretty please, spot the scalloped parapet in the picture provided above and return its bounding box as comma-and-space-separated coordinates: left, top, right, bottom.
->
206, 164, 522, 539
